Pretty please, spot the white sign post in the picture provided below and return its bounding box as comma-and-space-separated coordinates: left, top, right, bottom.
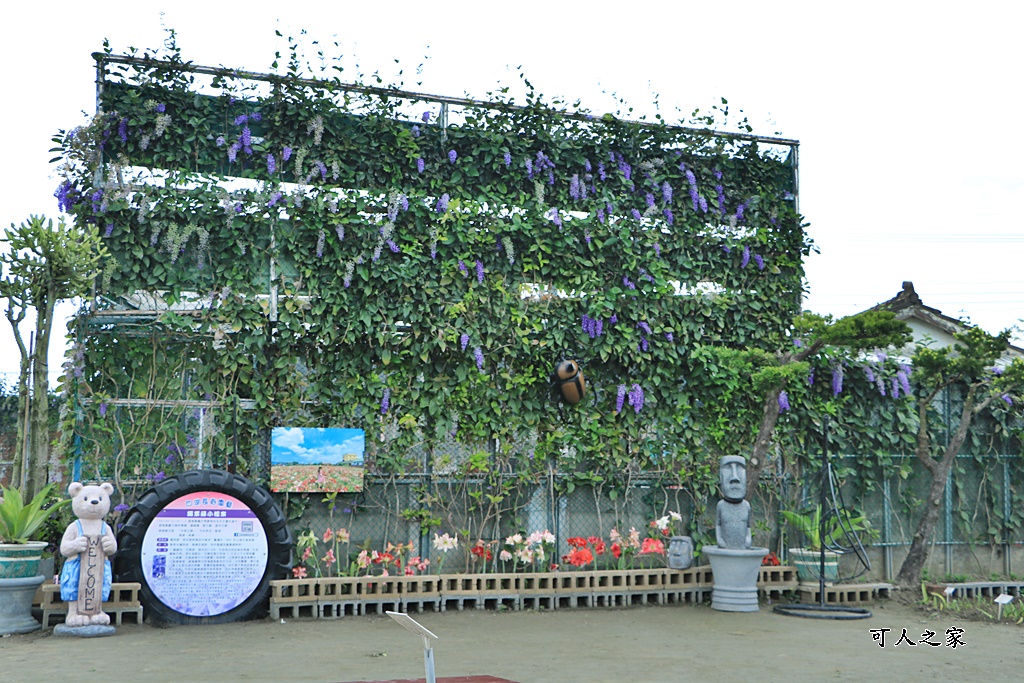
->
386, 611, 439, 683
994, 593, 1014, 620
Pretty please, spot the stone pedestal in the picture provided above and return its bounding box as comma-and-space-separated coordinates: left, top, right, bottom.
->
703, 546, 768, 612
0, 575, 45, 635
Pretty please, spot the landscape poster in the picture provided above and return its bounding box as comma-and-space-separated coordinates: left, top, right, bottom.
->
270, 427, 366, 493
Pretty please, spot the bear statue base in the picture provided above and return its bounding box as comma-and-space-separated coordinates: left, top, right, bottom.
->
54, 623, 116, 638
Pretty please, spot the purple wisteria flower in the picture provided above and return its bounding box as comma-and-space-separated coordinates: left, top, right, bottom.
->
778, 391, 790, 412
387, 240, 400, 253
55, 181, 76, 213
381, 387, 390, 414
808, 369, 815, 386
721, 244, 732, 254
460, 333, 470, 351
412, 125, 420, 137
596, 208, 606, 224
645, 193, 655, 208
653, 243, 661, 257
637, 321, 652, 335
662, 181, 673, 205
665, 332, 674, 342
865, 367, 875, 383
474, 346, 484, 371
234, 114, 248, 126
227, 142, 240, 163
215, 135, 226, 147
90, 189, 104, 213
240, 126, 252, 148
897, 370, 911, 396
1002, 394, 1014, 406
891, 377, 901, 399
570, 174, 581, 200
831, 366, 844, 396
155, 103, 166, 113
754, 254, 765, 271
793, 339, 803, 348
609, 314, 618, 324
316, 230, 325, 258
422, 111, 431, 123
448, 149, 458, 163
598, 162, 607, 181
458, 260, 468, 276
716, 185, 726, 214
663, 209, 674, 225
735, 202, 746, 222
991, 366, 1005, 376
741, 246, 751, 268
622, 276, 636, 290
686, 169, 699, 209
548, 208, 562, 228
475, 260, 484, 284
154, 472, 166, 482
436, 193, 449, 213
283, 146, 293, 161
99, 402, 108, 417
267, 154, 276, 174
698, 195, 708, 213
501, 151, 511, 168
268, 191, 282, 207
417, 157, 425, 173
316, 161, 328, 180
631, 208, 642, 220
104, 223, 113, 238
616, 384, 627, 413
628, 384, 645, 413
525, 158, 534, 179
118, 118, 128, 143
114, 503, 130, 513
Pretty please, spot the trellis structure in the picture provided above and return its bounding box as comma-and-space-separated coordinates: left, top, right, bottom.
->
56, 46, 805, 502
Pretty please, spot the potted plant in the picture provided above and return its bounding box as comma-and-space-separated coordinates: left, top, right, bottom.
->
780, 505, 874, 584
0, 484, 70, 578
0, 484, 71, 635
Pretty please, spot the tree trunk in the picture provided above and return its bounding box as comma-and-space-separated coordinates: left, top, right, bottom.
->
895, 386, 978, 587
746, 387, 782, 500
25, 294, 55, 499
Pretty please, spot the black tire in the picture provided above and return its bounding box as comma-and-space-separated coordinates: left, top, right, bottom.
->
115, 469, 292, 625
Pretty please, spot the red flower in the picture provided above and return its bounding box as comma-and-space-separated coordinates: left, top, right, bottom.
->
591, 539, 606, 556
566, 547, 594, 567
611, 543, 622, 559
470, 541, 493, 561
567, 536, 587, 549
761, 552, 781, 567
639, 537, 665, 556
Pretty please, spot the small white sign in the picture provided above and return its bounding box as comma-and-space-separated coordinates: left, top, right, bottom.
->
994, 593, 1014, 605
943, 586, 956, 597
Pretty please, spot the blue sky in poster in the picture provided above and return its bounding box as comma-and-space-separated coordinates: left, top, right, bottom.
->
270, 428, 365, 466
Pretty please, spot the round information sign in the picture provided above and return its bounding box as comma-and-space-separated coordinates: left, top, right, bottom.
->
116, 470, 291, 624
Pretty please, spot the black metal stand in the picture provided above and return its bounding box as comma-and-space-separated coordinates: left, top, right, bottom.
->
774, 417, 872, 620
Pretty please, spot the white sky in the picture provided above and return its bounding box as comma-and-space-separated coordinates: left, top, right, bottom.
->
2, 1, 1022, 389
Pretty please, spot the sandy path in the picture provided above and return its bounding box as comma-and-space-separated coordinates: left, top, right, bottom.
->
2, 601, 1022, 683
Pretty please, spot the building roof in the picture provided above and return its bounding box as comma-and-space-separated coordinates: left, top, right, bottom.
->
870, 281, 1024, 361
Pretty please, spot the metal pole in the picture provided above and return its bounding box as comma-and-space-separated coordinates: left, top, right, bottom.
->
423, 636, 436, 683
882, 476, 893, 581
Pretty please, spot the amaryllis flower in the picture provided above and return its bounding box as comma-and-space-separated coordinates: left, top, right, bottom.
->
639, 537, 665, 556
292, 566, 307, 579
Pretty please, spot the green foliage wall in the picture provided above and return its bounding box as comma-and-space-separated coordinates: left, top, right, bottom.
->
55, 47, 808, 493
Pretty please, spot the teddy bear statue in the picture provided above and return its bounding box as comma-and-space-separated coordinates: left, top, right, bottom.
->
58, 482, 118, 629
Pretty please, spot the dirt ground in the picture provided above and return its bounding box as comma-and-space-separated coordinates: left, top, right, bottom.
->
2, 599, 1022, 683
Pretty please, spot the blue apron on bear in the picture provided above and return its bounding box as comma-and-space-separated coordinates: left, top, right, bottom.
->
59, 520, 113, 602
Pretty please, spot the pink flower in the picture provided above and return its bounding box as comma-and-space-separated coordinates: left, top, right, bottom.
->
323, 549, 336, 566
336, 528, 350, 543
357, 550, 370, 568
302, 547, 312, 561
292, 566, 307, 578
323, 529, 334, 543
639, 538, 665, 556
